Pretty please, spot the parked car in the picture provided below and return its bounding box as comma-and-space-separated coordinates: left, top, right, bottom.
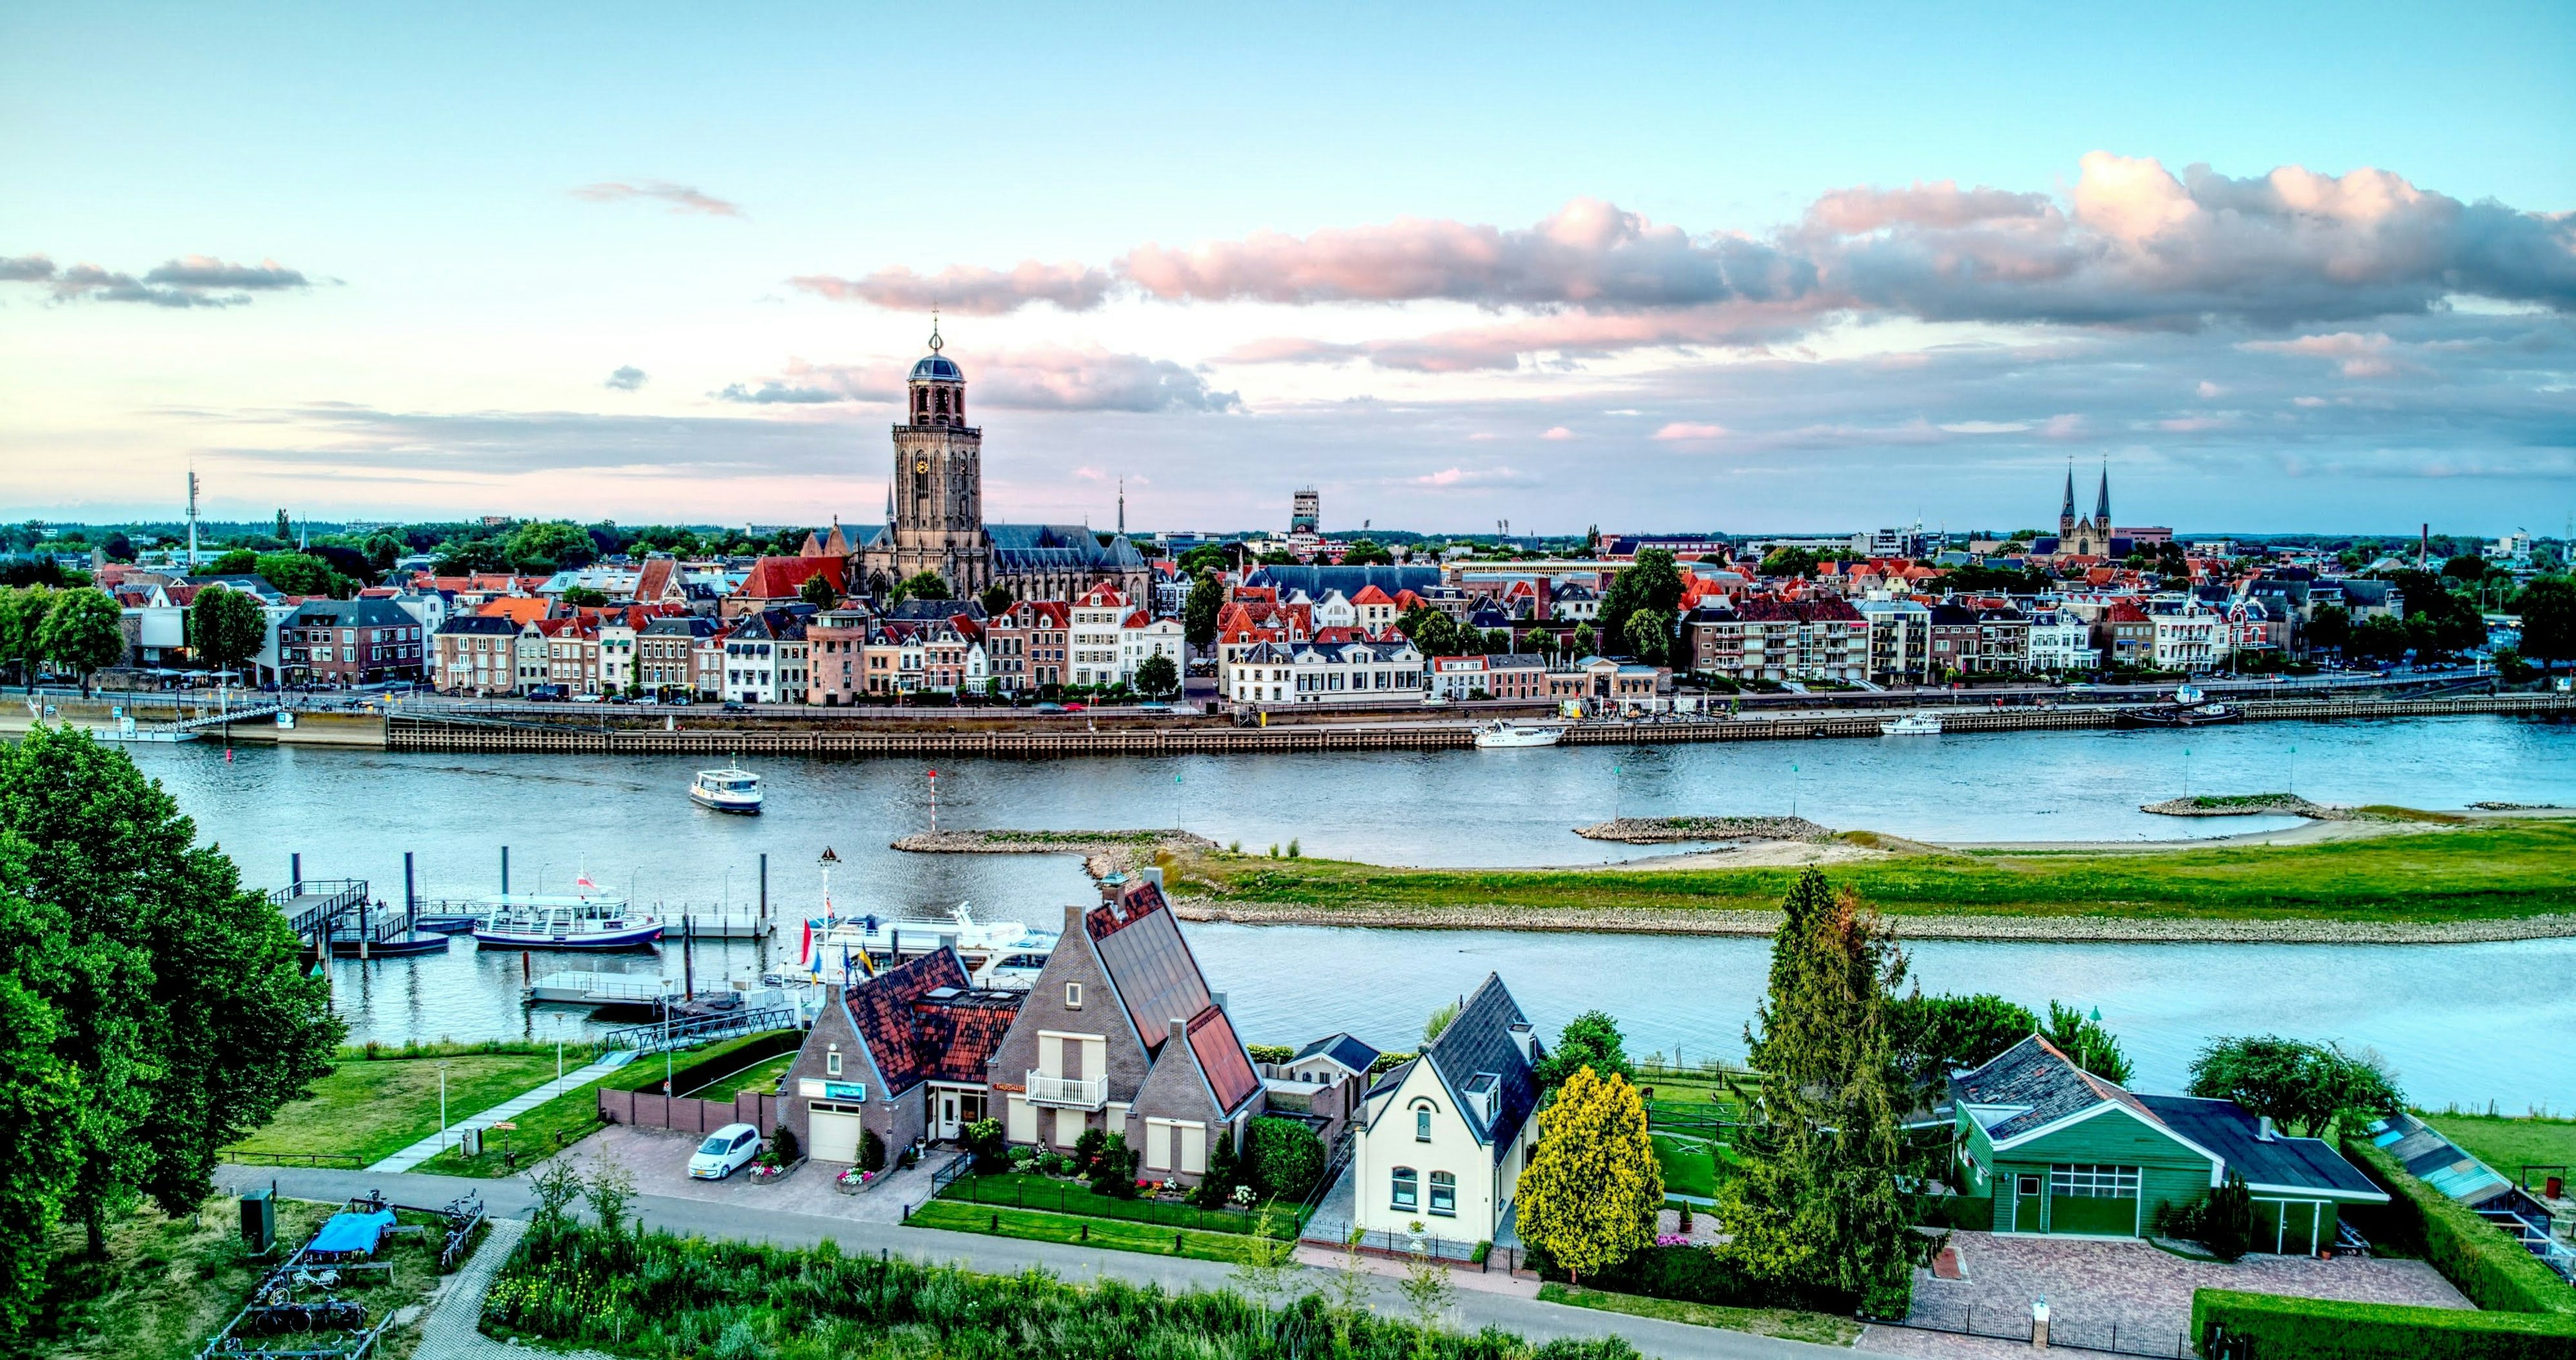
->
688, 1123, 763, 1180
1033, 702, 1065, 714
1062, 701, 1088, 712
571, 693, 604, 703
1135, 701, 1173, 714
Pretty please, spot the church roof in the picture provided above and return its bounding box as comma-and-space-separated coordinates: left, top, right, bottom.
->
910, 353, 963, 382
988, 523, 1128, 573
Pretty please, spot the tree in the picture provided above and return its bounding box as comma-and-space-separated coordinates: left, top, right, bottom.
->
2042, 1001, 2131, 1084
558, 586, 608, 609
1183, 573, 1226, 650
1515, 1065, 1661, 1283
1570, 622, 1597, 657
189, 583, 267, 677
1177, 545, 1230, 579
0, 726, 339, 1264
253, 551, 337, 598
2304, 604, 2351, 655
2442, 555, 2489, 584
1485, 628, 1515, 655
1597, 549, 1684, 651
799, 574, 840, 609
38, 588, 124, 695
432, 539, 513, 575
1086, 1132, 1138, 1198
1133, 653, 1179, 698
1423, 999, 1461, 1045
1244, 1115, 1326, 1200
1397, 606, 1464, 659
2187, 1035, 2402, 1138
1190, 1126, 1241, 1207
1723, 868, 1932, 1316
505, 520, 596, 573
1759, 547, 1820, 579
2517, 577, 2576, 675
1340, 538, 1394, 566
0, 587, 52, 690
0, 878, 85, 1336
978, 583, 1015, 617
2347, 614, 2410, 662
892, 571, 950, 604
1535, 1010, 1635, 1090
1621, 608, 1673, 666
1887, 992, 2037, 1102
205, 549, 261, 576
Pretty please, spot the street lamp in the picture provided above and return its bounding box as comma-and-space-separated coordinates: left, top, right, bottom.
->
438, 1061, 450, 1151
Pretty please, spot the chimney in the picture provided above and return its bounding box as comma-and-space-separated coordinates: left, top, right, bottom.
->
1508, 1021, 1536, 1064
1141, 865, 1165, 891
1171, 1018, 1189, 1051
2257, 1115, 2277, 1143
1062, 902, 1087, 937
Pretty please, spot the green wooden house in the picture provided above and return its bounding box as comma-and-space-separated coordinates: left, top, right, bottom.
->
1947, 1035, 2387, 1252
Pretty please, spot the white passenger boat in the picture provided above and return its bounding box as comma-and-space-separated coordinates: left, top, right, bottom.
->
786, 901, 1055, 989
1880, 712, 1943, 736
689, 762, 763, 814
470, 876, 663, 950
1472, 720, 1564, 749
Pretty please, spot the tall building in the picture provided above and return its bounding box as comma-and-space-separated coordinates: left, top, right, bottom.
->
853, 323, 1149, 605
1291, 488, 1320, 536
2057, 461, 2113, 558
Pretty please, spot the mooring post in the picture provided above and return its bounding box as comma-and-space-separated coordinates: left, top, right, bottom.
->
290, 852, 302, 893
358, 899, 370, 960
500, 844, 510, 895
759, 852, 768, 922
405, 851, 416, 932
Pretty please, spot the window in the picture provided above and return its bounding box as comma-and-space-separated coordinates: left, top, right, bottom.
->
1429, 1171, 1456, 1216
1064, 982, 1082, 1009
2048, 1164, 2139, 1198
825, 1049, 842, 1077
1391, 1167, 1418, 1211
1415, 1107, 1432, 1142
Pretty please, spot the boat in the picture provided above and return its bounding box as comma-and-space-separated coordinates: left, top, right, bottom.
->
1879, 712, 1943, 736
2114, 682, 2243, 730
470, 876, 663, 950
782, 901, 1056, 990
689, 762, 763, 814
95, 714, 199, 743
1473, 720, 1564, 749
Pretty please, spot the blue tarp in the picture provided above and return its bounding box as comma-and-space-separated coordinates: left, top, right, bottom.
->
309, 1208, 396, 1256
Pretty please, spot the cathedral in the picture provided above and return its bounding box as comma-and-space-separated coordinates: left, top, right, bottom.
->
849, 324, 1150, 604
2054, 461, 2114, 558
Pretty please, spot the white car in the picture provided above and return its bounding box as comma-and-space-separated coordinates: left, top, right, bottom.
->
688, 1123, 763, 1180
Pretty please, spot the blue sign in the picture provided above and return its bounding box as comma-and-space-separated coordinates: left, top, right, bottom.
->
824, 1082, 867, 1102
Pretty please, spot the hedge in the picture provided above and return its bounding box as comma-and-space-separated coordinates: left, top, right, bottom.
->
2192, 1290, 2576, 1360
1528, 1242, 1861, 1316
2342, 1135, 2576, 1316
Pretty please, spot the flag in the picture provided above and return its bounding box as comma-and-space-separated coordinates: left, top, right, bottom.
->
799, 918, 813, 966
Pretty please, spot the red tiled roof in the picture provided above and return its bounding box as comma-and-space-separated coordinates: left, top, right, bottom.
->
844, 949, 1024, 1095
1187, 1006, 1262, 1114
737, 555, 843, 600
635, 557, 676, 601
1350, 584, 1394, 606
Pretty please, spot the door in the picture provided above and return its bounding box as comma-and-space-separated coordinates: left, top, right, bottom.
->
937, 1092, 961, 1141
2276, 1200, 2318, 1255
808, 1109, 863, 1164
2014, 1174, 2045, 1232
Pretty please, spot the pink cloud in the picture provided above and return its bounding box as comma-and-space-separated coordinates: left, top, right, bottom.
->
2240, 331, 2426, 378
1541, 426, 1574, 440
571, 180, 744, 218
1652, 421, 1728, 441
790, 262, 1111, 315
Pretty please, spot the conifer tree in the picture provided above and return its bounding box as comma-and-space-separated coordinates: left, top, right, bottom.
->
1721, 867, 1935, 1316
1515, 1065, 1662, 1282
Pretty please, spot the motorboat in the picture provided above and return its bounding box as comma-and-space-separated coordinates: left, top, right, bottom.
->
689, 762, 763, 813
1879, 712, 1943, 736
784, 901, 1055, 990
1472, 720, 1564, 748
2115, 682, 2242, 730
470, 876, 663, 950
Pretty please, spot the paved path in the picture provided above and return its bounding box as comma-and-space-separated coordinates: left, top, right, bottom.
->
368, 1050, 637, 1173
219, 1164, 1845, 1359
415, 1218, 612, 1360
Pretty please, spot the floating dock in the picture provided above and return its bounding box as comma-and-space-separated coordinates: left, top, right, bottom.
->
524, 970, 682, 1007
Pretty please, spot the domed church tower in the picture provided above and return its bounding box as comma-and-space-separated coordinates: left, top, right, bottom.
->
889, 319, 990, 591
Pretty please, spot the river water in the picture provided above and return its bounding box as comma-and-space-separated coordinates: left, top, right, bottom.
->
123, 714, 2576, 1111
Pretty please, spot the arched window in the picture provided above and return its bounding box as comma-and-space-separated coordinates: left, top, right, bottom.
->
1428, 1171, 1456, 1216
1390, 1166, 1418, 1211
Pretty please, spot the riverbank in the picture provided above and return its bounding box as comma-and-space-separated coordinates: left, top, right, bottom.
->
1153, 814, 2576, 943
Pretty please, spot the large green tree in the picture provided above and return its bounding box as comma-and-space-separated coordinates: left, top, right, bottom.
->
1887, 992, 2037, 1102
1622, 608, 1674, 667
1534, 1009, 1635, 1090
0, 586, 52, 690
1183, 573, 1225, 650
892, 571, 951, 604
504, 520, 598, 573
0, 726, 339, 1265
0, 864, 85, 1339
1132, 653, 1179, 698
1723, 868, 1932, 1316
2041, 1001, 2132, 1084
1597, 549, 1685, 653
1515, 1065, 1661, 1282
2518, 577, 2575, 675
1396, 604, 1465, 659
189, 583, 268, 676
2187, 1036, 2402, 1137
37, 587, 125, 695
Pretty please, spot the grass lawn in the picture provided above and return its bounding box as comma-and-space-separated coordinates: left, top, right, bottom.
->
940, 1172, 1297, 1237
906, 1200, 1289, 1264
25, 1195, 462, 1360
1653, 1133, 1730, 1200
417, 1032, 792, 1178
1161, 817, 2576, 923
682, 1050, 795, 1102
226, 1049, 572, 1166
2424, 1111, 2576, 1181
1538, 1282, 1861, 1348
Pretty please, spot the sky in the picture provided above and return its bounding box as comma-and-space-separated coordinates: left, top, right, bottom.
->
3, 2, 2573, 536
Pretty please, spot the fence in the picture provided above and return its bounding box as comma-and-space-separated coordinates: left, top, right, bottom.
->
600, 1007, 799, 1054
1879, 1302, 2194, 1357
219, 1149, 366, 1168
1338, 1227, 1509, 1269
598, 1088, 779, 1137
936, 1173, 1302, 1240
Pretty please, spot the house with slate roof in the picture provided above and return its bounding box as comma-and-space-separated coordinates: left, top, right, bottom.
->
778, 947, 1024, 1165
984, 874, 1265, 1184
1351, 974, 1541, 1252
1950, 1035, 2385, 1251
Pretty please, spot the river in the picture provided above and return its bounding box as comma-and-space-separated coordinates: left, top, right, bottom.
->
123, 713, 2576, 1111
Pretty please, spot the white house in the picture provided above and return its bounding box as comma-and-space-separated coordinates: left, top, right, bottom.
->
1069, 583, 1130, 688
1351, 974, 1540, 1257
1118, 609, 1183, 684
2025, 609, 2101, 673
2152, 607, 2222, 672
1224, 638, 1425, 705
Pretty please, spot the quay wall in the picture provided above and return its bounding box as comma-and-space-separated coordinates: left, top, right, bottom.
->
1, 699, 385, 746
385, 693, 2576, 756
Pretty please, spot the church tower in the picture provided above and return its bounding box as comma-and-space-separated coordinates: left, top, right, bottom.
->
890, 319, 989, 591
2059, 461, 2079, 544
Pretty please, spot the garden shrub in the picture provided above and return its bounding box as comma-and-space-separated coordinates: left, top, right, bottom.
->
1073, 1127, 1106, 1176
766, 1125, 800, 1167
1246, 1115, 1326, 1201
963, 1117, 1007, 1172
2192, 1289, 2576, 1359
1527, 1241, 1859, 1315
859, 1128, 885, 1174
2344, 1136, 2576, 1316
1191, 1126, 1242, 1208
1246, 1044, 1294, 1066
1086, 1133, 1139, 1200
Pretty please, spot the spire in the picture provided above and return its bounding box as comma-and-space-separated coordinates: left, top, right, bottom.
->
927, 308, 942, 354
2093, 460, 2110, 526
885, 481, 895, 524
1117, 476, 1126, 536
2061, 459, 2076, 519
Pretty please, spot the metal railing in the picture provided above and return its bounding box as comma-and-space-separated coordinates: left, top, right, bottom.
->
1023, 1070, 1108, 1109
600, 1006, 797, 1053
1881, 1302, 2192, 1357
220, 1149, 366, 1168
272, 880, 370, 938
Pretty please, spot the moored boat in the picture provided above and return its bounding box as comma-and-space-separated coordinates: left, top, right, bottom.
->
2115, 682, 2242, 730
785, 900, 1056, 989
1880, 712, 1943, 736
689, 762, 763, 813
1473, 720, 1564, 748
470, 876, 663, 949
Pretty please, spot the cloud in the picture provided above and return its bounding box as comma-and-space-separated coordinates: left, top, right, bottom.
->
717, 346, 1239, 414
570, 180, 744, 217
0, 252, 313, 307
1652, 421, 1729, 441
789, 262, 1112, 315
713, 381, 845, 404
1541, 426, 1574, 440
2196, 380, 2224, 398
1409, 465, 1534, 488
604, 365, 648, 391
2239, 331, 2428, 378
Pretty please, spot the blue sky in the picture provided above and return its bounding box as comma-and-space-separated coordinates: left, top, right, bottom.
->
3, 2, 2571, 534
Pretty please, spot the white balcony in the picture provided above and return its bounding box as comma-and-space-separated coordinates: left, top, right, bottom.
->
1024, 1070, 1108, 1110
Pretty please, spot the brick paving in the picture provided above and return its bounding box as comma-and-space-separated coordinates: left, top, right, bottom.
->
557, 1124, 944, 1224
1856, 1231, 2467, 1358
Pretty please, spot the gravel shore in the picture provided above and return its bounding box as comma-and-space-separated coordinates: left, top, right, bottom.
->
1573, 815, 1835, 844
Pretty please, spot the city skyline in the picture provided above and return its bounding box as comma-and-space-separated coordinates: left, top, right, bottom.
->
4, 3, 2573, 532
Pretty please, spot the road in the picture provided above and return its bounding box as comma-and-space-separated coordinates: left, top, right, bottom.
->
219, 1164, 1847, 1359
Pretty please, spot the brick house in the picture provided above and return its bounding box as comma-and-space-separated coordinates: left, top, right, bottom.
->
984, 875, 1265, 1183
777, 948, 1023, 1164
433, 614, 521, 695
639, 615, 721, 697
1684, 594, 1868, 683
806, 607, 873, 705
280, 598, 426, 687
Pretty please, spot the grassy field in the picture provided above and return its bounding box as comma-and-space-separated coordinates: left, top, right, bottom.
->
906, 1200, 1288, 1263
227, 1048, 577, 1165
1537, 1282, 1862, 1347
2424, 1111, 2576, 1181
682, 1050, 795, 1102
417, 1031, 792, 1178
1162, 817, 2576, 923
1653, 1133, 1729, 1200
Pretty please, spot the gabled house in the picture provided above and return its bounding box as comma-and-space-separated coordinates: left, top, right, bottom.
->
1949, 1035, 2385, 1251
984, 874, 1265, 1184
780, 947, 1024, 1164
1352, 974, 1541, 1252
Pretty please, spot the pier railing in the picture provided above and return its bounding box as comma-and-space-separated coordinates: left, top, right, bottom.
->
600, 1005, 798, 1053
271, 879, 370, 937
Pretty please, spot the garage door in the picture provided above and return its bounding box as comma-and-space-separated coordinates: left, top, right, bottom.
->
809, 1108, 863, 1164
